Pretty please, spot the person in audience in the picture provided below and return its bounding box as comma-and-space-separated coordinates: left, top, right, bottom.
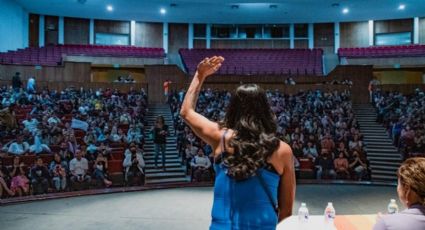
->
334, 152, 350, 179
10, 156, 29, 196
373, 157, 425, 230
190, 148, 212, 182
8, 136, 30, 155
12, 72, 22, 93
69, 150, 91, 188
27, 76, 36, 94
0, 158, 14, 197
93, 154, 112, 187
49, 153, 68, 192
123, 143, 145, 186
29, 130, 51, 154
303, 141, 318, 160
153, 115, 168, 169
348, 134, 363, 152
349, 150, 368, 180
315, 149, 337, 180
30, 157, 50, 195
22, 114, 39, 135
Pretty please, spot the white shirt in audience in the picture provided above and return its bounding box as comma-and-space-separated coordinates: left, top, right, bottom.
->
69, 157, 89, 176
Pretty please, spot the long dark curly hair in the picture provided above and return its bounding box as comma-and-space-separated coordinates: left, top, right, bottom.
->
220, 84, 280, 180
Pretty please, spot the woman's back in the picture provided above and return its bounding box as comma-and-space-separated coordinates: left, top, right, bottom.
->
210, 130, 280, 230
210, 160, 279, 230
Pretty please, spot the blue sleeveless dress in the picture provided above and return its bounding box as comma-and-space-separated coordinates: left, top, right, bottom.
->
210, 153, 280, 230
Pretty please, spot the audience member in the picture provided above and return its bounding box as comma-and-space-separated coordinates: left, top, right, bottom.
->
190, 148, 212, 182
30, 157, 50, 195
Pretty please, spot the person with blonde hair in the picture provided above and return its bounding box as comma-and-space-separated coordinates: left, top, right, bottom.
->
373, 157, 425, 230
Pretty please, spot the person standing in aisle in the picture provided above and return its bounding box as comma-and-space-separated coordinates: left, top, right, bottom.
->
153, 115, 168, 170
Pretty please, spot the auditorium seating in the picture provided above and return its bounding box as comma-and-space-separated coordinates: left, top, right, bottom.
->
179, 48, 323, 76
338, 45, 425, 58
0, 44, 165, 66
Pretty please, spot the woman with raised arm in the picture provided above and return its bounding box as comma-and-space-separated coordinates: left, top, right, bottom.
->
180, 56, 296, 230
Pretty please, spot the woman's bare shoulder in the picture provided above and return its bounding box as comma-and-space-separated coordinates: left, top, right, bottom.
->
276, 141, 293, 160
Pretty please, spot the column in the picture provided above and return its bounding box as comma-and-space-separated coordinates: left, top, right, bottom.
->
163, 22, 168, 54
206, 23, 211, 49
368, 20, 374, 46
188, 23, 194, 49
89, 19, 94, 45
414, 17, 419, 44
289, 23, 295, 49
39, 15, 45, 47
308, 23, 314, 49
58, 16, 64, 44
130, 20, 136, 46
334, 22, 340, 53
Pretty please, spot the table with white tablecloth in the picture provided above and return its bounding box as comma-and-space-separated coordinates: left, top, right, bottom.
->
277, 214, 377, 230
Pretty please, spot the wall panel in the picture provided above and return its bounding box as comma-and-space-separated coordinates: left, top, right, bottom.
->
374, 18, 413, 34
29, 14, 39, 47
64, 17, 89, 45
135, 22, 163, 47
94, 20, 130, 34
420, 17, 425, 44
340, 21, 369, 48
44, 15, 58, 45
314, 23, 334, 53
168, 23, 188, 54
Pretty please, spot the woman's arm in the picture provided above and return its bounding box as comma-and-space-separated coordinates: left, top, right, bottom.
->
180, 56, 224, 147
278, 142, 296, 222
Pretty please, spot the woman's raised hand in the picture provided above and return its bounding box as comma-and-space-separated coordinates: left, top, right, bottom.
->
196, 56, 225, 79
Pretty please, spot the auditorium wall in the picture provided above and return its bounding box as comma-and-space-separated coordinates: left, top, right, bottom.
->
314, 23, 335, 53
64, 17, 90, 45
340, 21, 369, 48
135, 22, 163, 48
0, 62, 90, 83
420, 17, 425, 44
0, 0, 28, 52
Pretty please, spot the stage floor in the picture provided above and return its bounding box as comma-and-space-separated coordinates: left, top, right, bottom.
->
0, 184, 398, 230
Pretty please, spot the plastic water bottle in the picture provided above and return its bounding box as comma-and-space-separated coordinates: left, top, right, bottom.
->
387, 199, 399, 214
324, 202, 336, 224
298, 202, 309, 223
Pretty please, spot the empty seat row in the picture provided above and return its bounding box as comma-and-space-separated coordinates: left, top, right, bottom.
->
338, 45, 425, 58
0, 44, 165, 67
179, 48, 323, 76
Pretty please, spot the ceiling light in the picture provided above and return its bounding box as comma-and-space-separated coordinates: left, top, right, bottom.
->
398, 4, 405, 10
160, 8, 166, 14
106, 5, 113, 12
342, 8, 349, 14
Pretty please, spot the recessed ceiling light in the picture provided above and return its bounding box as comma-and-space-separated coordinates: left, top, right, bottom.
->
398, 4, 405, 10
106, 5, 113, 12
160, 8, 166, 14
342, 8, 349, 14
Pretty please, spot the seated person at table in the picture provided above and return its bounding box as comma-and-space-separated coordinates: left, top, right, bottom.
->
373, 157, 425, 230
30, 157, 50, 195
190, 148, 212, 182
